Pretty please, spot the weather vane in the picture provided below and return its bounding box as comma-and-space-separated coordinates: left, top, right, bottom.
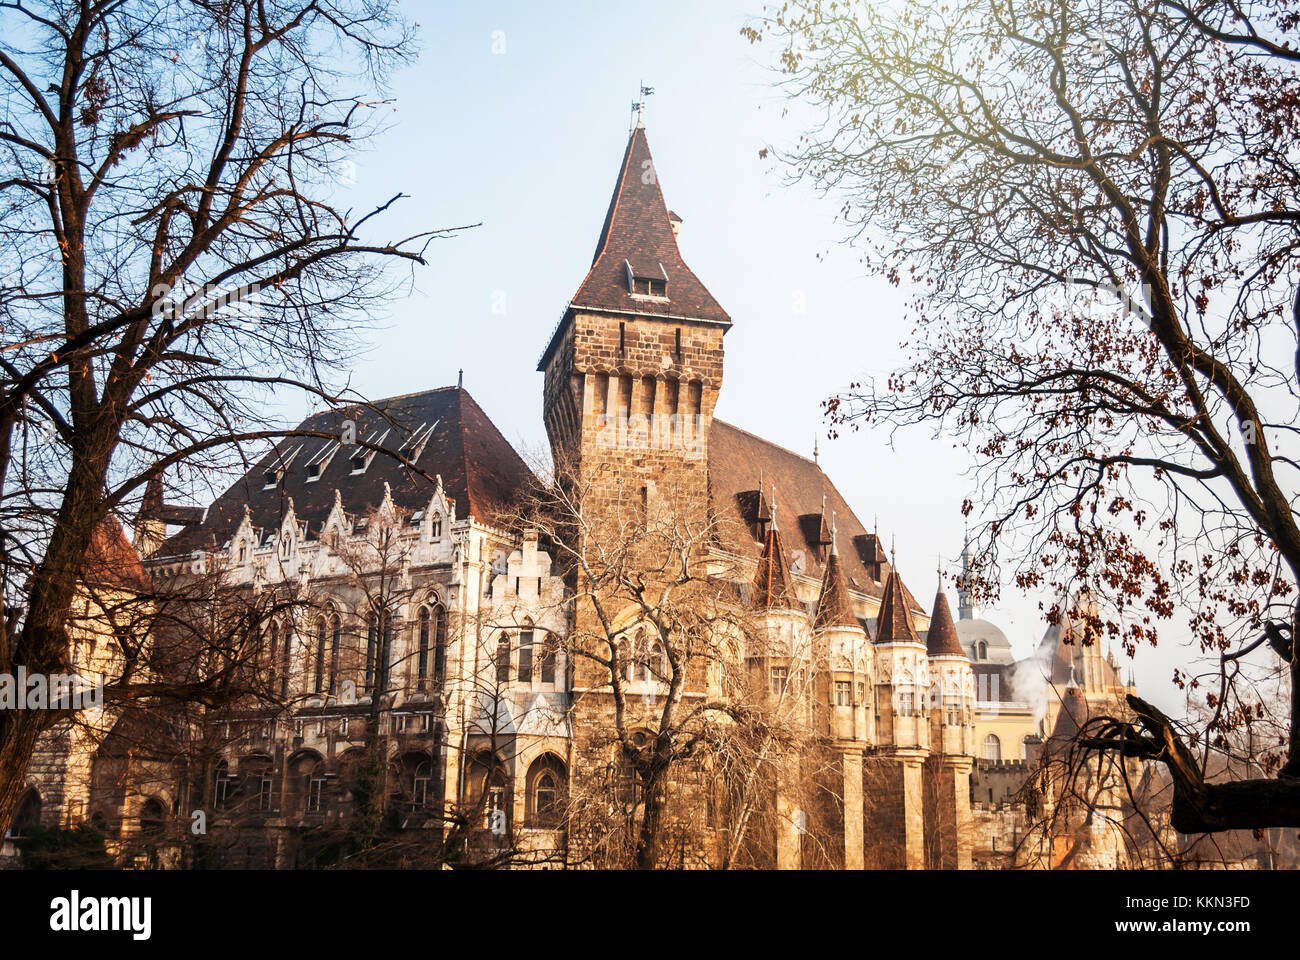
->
631, 81, 655, 130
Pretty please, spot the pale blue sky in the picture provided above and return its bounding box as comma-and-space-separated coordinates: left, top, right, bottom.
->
300, 0, 1191, 711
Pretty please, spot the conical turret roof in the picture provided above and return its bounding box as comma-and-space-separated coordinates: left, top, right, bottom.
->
874, 568, 922, 644
926, 589, 966, 657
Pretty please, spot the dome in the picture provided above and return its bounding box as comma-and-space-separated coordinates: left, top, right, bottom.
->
956, 617, 1014, 665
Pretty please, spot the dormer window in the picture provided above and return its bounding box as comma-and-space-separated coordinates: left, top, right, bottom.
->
304, 440, 339, 482
262, 444, 302, 488
431, 513, 443, 539
349, 428, 390, 474
625, 260, 669, 299
398, 421, 437, 464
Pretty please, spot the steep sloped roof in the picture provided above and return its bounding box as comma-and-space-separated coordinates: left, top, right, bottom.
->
83, 517, 150, 592
157, 387, 534, 556
706, 420, 924, 614
540, 127, 730, 370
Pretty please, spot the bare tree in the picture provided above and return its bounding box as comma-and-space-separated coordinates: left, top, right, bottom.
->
747, 0, 1300, 831
513, 456, 825, 869
0, 0, 460, 834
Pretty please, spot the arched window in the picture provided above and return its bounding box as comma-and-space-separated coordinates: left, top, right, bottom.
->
213, 760, 233, 811
616, 639, 631, 682
138, 797, 165, 837
633, 629, 648, 681
328, 614, 341, 694
366, 612, 391, 692
267, 621, 280, 684
241, 755, 274, 812
518, 622, 534, 683
977, 641, 988, 660
495, 633, 511, 685
417, 606, 431, 689
539, 634, 556, 685
432, 604, 447, 683
648, 640, 666, 682
983, 733, 1002, 762
313, 616, 327, 694
6, 788, 41, 839
527, 755, 567, 827
279, 624, 293, 698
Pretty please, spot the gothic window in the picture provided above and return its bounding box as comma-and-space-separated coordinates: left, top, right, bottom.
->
431, 513, 443, 539
648, 640, 666, 682
7, 788, 41, 839
539, 636, 556, 685
495, 633, 511, 685
616, 639, 630, 682
899, 690, 915, 716
432, 603, 447, 682
983, 734, 1002, 762
267, 621, 280, 685
856, 681, 866, 704
417, 606, 431, 688
633, 629, 648, 681
518, 623, 534, 683
138, 797, 165, 837
328, 614, 341, 695
365, 614, 377, 691
835, 680, 852, 706
313, 615, 327, 694
527, 755, 567, 827
279, 624, 293, 698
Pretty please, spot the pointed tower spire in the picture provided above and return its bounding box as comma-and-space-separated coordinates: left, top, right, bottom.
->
752, 514, 793, 609
957, 530, 981, 620
558, 124, 729, 328
816, 516, 860, 631
875, 567, 922, 644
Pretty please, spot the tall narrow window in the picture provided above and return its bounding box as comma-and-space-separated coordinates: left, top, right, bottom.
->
314, 616, 327, 694
268, 621, 280, 688
279, 625, 292, 699
518, 625, 534, 683
432, 604, 447, 683
417, 606, 430, 689
307, 765, 325, 814
648, 641, 666, 682
328, 615, 341, 695
633, 629, 648, 682
496, 633, 511, 685
674, 327, 682, 362
540, 637, 556, 685
365, 615, 377, 691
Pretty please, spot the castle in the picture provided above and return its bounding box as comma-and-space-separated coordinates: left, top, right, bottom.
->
5, 120, 1179, 870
